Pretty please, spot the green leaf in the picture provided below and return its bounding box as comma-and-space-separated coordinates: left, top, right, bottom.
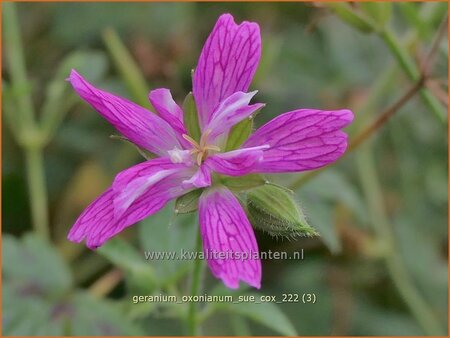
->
139, 202, 197, 283
225, 117, 253, 151
70, 292, 145, 335
2, 285, 65, 335
221, 174, 266, 192
2, 234, 72, 297
246, 184, 318, 238
102, 27, 151, 109
175, 189, 203, 214
97, 237, 156, 292
183, 92, 201, 142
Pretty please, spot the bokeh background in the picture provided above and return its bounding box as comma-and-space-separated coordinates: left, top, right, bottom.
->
2, 2, 448, 336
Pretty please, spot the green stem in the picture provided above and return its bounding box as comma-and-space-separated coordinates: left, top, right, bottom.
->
186, 231, 204, 336
356, 146, 444, 335
3, 2, 36, 129
379, 28, 446, 122
25, 148, 50, 240
102, 28, 152, 110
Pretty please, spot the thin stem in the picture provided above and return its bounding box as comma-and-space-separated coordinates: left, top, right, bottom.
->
186, 231, 204, 336
25, 148, 50, 240
3, 2, 36, 129
356, 146, 444, 335
379, 28, 446, 122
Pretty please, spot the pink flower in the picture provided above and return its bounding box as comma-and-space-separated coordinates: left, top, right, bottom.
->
68, 13, 353, 289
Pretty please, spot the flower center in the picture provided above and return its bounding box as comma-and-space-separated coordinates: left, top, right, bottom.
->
182, 129, 220, 165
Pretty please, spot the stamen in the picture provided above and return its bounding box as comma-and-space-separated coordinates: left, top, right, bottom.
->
182, 134, 200, 150
196, 152, 203, 166
200, 129, 212, 149
204, 145, 221, 152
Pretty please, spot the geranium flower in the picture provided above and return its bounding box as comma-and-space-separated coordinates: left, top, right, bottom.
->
68, 13, 353, 289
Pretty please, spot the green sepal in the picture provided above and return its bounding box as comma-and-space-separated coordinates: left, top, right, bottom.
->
225, 105, 264, 151
221, 174, 267, 192
225, 118, 253, 151
175, 189, 203, 214
110, 135, 156, 160
182, 92, 201, 143
246, 184, 318, 238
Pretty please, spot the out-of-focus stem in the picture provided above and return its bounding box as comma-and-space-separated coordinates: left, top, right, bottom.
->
4, 3, 51, 240
102, 27, 152, 110
379, 28, 446, 122
25, 148, 50, 240
356, 146, 444, 336
3, 3, 35, 129
186, 232, 204, 336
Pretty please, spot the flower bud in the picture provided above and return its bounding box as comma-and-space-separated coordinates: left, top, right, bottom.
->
246, 184, 318, 238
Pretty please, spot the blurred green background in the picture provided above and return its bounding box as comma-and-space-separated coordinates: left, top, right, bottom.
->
2, 2, 448, 336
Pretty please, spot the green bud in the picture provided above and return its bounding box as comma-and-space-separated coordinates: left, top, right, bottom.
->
246, 184, 318, 238
175, 189, 203, 214
182, 92, 201, 143
325, 3, 375, 33
221, 174, 267, 192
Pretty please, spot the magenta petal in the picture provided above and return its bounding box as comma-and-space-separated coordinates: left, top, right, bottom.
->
69, 70, 180, 155
112, 157, 194, 218
148, 88, 190, 147
204, 145, 269, 176
244, 109, 354, 173
182, 165, 212, 189
199, 187, 261, 289
205, 91, 264, 142
193, 14, 261, 129
68, 158, 195, 249
67, 187, 171, 249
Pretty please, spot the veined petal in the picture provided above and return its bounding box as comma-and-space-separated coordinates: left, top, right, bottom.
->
69, 70, 180, 155
149, 88, 190, 147
68, 158, 195, 249
204, 145, 269, 176
199, 187, 261, 289
193, 14, 261, 129
182, 165, 212, 189
205, 91, 264, 142
112, 157, 194, 218
67, 187, 170, 249
243, 109, 354, 173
